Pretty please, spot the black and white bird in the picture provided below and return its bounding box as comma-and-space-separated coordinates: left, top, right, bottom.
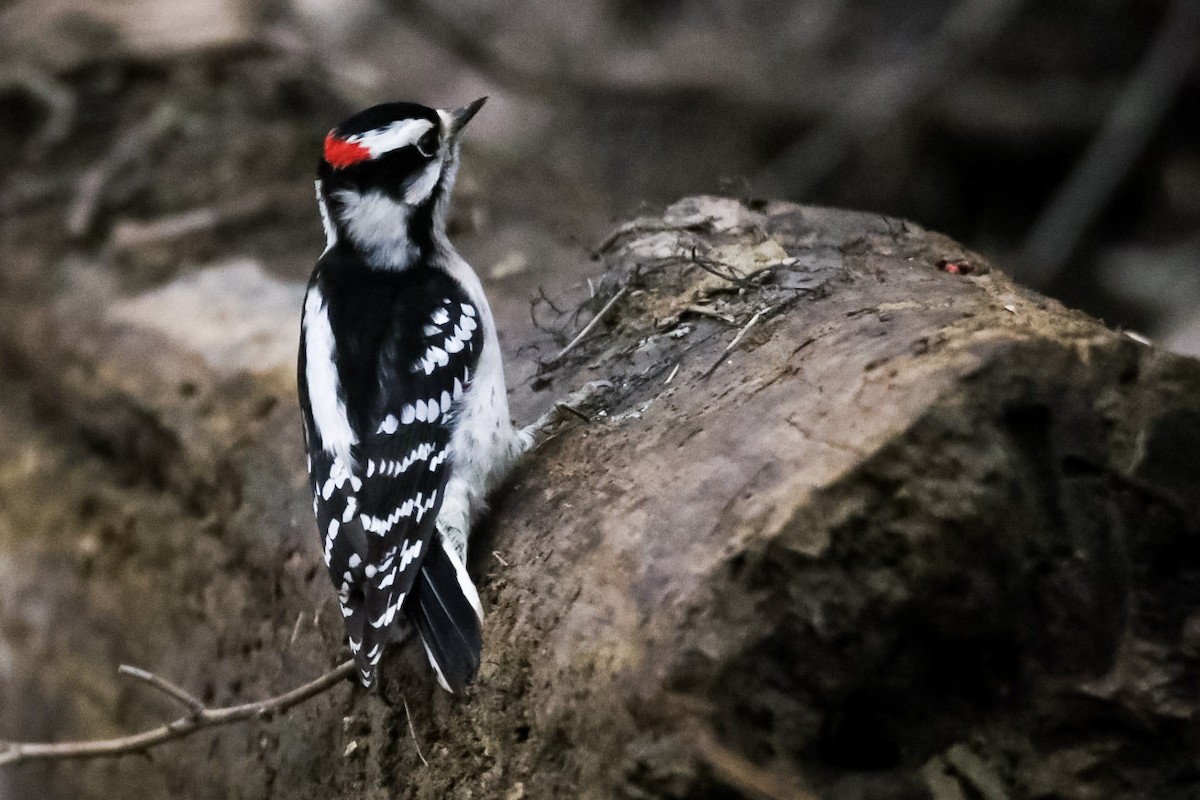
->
297, 98, 530, 691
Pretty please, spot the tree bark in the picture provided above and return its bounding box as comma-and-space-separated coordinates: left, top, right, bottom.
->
2, 197, 1200, 800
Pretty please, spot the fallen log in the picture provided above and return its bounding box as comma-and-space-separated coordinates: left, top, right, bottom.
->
1, 197, 1199, 800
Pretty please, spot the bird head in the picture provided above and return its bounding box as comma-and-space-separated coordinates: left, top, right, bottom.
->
316, 98, 487, 266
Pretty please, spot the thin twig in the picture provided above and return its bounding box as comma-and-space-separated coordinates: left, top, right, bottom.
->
0, 660, 356, 767
118, 665, 206, 718
401, 696, 429, 767
551, 286, 629, 363
703, 309, 765, 378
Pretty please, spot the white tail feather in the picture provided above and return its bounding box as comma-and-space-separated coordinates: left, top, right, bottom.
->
441, 537, 484, 622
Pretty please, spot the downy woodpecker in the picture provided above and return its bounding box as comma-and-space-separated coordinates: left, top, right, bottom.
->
298, 98, 528, 691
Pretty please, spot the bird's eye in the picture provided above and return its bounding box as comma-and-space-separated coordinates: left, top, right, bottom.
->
416, 130, 438, 158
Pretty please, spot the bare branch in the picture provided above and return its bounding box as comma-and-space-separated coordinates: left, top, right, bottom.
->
118, 665, 206, 718
0, 660, 356, 768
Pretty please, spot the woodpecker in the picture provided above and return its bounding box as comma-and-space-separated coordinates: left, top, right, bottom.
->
297, 98, 529, 691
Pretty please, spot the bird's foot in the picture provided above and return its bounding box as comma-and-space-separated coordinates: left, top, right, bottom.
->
519, 380, 613, 448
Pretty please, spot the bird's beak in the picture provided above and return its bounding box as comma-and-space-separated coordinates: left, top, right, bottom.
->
445, 97, 487, 137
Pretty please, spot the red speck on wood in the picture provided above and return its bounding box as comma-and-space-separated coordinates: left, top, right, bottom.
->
937, 258, 973, 275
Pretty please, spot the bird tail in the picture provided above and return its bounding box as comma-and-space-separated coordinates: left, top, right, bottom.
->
406, 533, 483, 693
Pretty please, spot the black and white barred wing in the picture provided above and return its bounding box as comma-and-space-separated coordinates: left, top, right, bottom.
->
314, 296, 484, 687
366, 297, 487, 690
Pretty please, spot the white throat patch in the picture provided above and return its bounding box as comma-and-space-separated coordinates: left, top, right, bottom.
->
335, 189, 420, 268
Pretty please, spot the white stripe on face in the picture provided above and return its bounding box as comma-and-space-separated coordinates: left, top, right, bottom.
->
403, 159, 442, 205
346, 118, 435, 159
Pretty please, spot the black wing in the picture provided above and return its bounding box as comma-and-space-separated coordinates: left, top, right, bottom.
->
301, 267, 483, 687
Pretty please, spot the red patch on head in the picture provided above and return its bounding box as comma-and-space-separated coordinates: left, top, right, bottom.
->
323, 132, 371, 169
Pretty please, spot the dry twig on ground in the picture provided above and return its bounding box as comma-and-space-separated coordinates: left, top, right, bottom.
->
549, 286, 629, 364
0, 660, 356, 767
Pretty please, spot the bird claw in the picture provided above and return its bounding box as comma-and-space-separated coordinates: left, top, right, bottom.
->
520, 380, 614, 447
554, 380, 613, 421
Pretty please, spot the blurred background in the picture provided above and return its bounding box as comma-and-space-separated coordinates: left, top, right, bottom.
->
1, 0, 1198, 350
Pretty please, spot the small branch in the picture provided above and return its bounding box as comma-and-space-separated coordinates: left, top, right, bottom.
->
703, 308, 765, 378
0, 660, 356, 768
401, 696, 429, 767
118, 665, 206, 718
550, 287, 629, 364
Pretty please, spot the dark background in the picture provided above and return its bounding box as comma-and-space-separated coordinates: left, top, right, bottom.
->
1, 0, 1198, 352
